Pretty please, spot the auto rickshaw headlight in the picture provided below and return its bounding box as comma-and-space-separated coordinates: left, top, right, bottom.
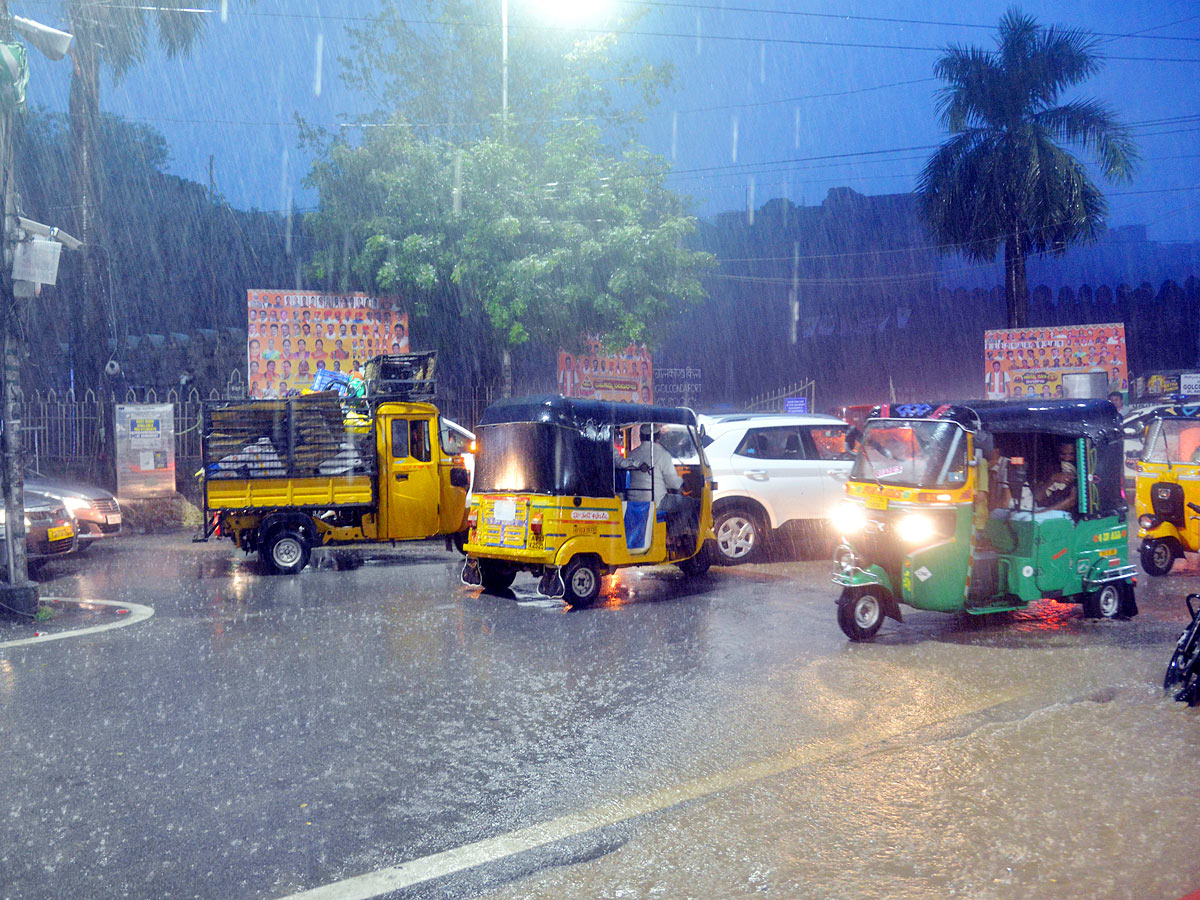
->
896, 513, 936, 544
831, 502, 866, 536
1138, 514, 1157, 530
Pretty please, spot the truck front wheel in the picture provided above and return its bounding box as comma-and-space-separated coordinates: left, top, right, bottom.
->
263, 530, 311, 575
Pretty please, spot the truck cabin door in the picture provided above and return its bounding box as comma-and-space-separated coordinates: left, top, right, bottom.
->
383, 415, 440, 540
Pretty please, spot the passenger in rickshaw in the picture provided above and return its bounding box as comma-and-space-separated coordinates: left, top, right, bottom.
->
1033, 440, 1078, 512
972, 431, 1011, 533
619, 423, 696, 549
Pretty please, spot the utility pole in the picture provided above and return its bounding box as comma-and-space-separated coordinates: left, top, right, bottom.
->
0, 0, 34, 614
0, 2, 73, 617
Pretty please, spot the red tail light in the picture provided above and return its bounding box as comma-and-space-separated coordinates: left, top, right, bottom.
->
467, 509, 479, 529
530, 514, 543, 535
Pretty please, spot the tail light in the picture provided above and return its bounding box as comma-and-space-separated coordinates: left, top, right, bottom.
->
466, 508, 479, 529
530, 513, 543, 535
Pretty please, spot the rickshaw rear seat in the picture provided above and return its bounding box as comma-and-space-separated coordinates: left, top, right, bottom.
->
623, 500, 657, 553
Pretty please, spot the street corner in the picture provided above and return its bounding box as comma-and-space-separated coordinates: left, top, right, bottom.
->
0, 597, 154, 649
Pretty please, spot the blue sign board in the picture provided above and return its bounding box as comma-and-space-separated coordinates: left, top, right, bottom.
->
783, 396, 808, 414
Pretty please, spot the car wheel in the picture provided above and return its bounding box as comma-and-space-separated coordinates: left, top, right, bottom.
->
562, 557, 602, 607
1082, 583, 1122, 619
262, 529, 311, 575
478, 560, 517, 592
837, 588, 884, 642
713, 507, 764, 564
1139, 539, 1175, 576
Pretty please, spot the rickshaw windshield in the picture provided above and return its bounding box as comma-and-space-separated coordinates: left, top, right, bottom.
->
1143, 419, 1200, 464
473, 422, 616, 497
850, 420, 967, 488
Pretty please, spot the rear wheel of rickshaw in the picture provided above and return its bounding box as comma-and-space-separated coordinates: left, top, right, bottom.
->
837, 587, 885, 642
562, 557, 602, 607
1083, 583, 1123, 619
478, 560, 517, 592
263, 530, 311, 575
1140, 539, 1176, 577
678, 543, 712, 578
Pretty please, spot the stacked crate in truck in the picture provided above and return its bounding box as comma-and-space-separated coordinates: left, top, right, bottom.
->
203, 393, 377, 510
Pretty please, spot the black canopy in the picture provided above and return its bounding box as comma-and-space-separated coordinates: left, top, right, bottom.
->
478, 395, 698, 429
869, 399, 1122, 443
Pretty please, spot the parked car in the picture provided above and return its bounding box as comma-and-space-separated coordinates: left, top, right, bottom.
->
0, 491, 77, 575
697, 412, 855, 563
24, 468, 122, 547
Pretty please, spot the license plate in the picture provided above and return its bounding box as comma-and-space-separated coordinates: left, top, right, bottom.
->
864, 494, 888, 510
491, 499, 517, 522
47, 525, 73, 541
106, 515, 120, 525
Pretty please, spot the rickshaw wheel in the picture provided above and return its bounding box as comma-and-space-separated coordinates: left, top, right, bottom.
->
563, 557, 602, 607
1175, 666, 1200, 707
678, 543, 712, 578
478, 560, 517, 592
1083, 583, 1123, 619
1140, 540, 1176, 577
1164, 609, 1200, 690
837, 588, 884, 642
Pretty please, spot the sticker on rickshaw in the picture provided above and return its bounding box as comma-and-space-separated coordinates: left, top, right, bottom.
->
876, 465, 904, 478
915, 566, 932, 582
491, 498, 518, 522
571, 509, 609, 521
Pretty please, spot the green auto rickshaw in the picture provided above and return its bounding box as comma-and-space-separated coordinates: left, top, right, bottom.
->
832, 399, 1138, 641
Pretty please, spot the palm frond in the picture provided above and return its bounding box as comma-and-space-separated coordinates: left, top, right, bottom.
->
1032, 99, 1138, 181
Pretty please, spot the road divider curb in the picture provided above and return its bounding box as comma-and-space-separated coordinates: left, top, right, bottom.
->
0, 599, 154, 649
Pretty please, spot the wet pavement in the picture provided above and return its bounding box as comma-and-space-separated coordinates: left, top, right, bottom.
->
0, 532, 1197, 900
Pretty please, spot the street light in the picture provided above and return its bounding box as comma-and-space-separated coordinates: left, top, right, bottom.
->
500, 0, 613, 127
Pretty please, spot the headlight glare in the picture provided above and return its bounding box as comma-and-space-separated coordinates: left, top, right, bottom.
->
62, 497, 92, 513
896, 513, 936, 544
831, 502, 866, 536
1137, 514, 1156, 530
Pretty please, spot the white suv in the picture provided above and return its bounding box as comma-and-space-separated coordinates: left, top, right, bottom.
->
698, 413, 854, 563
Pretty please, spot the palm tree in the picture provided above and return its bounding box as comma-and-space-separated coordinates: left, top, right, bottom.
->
918, 8, 1138, 328
65, 1, 207, 389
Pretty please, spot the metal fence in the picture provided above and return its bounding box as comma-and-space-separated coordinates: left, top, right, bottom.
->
745, 379, 816, 414
16, 370, 500, 486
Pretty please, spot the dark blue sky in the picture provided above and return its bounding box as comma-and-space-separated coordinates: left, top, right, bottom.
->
21, 0, 1200, 243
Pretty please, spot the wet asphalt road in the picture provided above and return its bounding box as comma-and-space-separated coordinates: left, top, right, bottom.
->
0, 531, 1198, 900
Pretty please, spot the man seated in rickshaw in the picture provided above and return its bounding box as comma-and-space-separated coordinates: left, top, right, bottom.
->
1033, 439, 1078, 513
620, 424, 696, 548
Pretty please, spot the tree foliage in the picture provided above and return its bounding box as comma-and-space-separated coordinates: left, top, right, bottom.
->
917, 8, 1138, 327
305, 0, 710, 385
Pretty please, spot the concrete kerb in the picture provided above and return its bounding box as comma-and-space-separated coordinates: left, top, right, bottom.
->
0, 598, 155, 649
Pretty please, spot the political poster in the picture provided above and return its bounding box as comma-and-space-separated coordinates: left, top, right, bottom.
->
246, 290, 409, 398
558, 338, 653, 404
983, 323, 1128, 400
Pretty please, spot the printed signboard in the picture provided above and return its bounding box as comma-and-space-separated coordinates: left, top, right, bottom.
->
558, 338, 653, 404
983, 323, 1128, 400
247, 290, 409, 399
115, 403, 175, 499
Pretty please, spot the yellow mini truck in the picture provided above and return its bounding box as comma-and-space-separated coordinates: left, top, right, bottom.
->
460, 395, 715, 606
198, 389, 471, 574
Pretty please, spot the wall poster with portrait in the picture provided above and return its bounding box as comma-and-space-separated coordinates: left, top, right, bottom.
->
983, 323, 1128, 401
557, 338, 654, 404
246, 290, 409, 398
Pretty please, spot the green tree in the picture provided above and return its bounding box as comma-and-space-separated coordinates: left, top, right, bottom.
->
918, 8, 1137, 328
305, 1, 709, 392
62, 0, 208, 390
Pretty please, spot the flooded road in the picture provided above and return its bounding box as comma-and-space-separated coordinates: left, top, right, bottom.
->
0, 534, 1196, 900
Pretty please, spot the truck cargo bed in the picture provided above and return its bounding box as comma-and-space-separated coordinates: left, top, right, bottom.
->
202, 395, 377, 509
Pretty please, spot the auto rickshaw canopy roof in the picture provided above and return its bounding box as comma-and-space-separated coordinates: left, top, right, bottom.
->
868, 399, 1123, 443
479, 395, 698, 429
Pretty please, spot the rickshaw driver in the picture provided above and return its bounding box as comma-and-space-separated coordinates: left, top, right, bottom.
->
620, 424, 695, 548
1034, 440, 1078, 512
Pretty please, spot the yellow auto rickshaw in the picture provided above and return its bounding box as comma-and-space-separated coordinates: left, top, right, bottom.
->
461, 395, 715, 606
1135, 404, 1200, 575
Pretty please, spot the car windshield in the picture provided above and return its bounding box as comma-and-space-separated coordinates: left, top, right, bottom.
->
473, 422, 617, 497
850, 420, 968, 488
1142, 419, 1200, 464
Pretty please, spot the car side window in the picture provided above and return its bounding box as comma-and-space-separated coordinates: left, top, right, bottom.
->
805, 426, 852, 460
734, 427, 802, 460
391, 419, 411, 459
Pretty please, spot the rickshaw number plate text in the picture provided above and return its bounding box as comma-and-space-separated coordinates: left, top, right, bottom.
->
865, 494, 888, 510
